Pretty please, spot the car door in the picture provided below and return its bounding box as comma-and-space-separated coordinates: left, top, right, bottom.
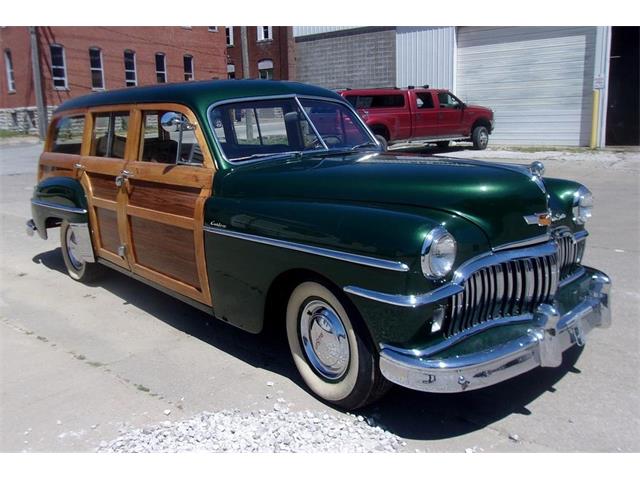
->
79, 107, 135, 270
120, 104, 215, 306
411, 92, 439, 139
436, 92, 465, 137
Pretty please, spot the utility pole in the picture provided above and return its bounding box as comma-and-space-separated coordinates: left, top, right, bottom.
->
240, 26, 254, 140
29, 26, 47, 140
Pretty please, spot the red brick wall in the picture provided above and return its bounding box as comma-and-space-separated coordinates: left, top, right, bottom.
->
0, 26, 227, 109
226, 26, 295, 80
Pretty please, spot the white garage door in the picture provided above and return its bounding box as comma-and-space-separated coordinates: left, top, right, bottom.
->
456, 27, 597, 146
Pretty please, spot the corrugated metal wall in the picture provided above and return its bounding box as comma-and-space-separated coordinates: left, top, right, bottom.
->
456, 26, 597, 146
396, 26, 455, 89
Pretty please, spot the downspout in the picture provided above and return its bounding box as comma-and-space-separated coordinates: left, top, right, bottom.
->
30, 26, 47, 140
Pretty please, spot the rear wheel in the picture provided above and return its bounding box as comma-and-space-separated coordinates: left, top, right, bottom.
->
472, 125, 489, 150
285, 281, 390, 409
60, 220, 102, 282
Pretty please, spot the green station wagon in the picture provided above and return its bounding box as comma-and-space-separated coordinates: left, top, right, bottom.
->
27, 80, 611, 409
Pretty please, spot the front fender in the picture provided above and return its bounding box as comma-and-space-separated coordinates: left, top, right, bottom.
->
202, 197, 489, 341
30, 176, 89, 239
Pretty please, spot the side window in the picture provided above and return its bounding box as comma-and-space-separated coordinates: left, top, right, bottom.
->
140, 110, 204, 165
51, 115, 85, 154
353, 95, 405, 109
416, 93, 434, 109
438, 92, 460, 108
91, 112, 130, 159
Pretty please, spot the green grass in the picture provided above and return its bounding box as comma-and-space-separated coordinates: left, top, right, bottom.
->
0, 129, 37, 138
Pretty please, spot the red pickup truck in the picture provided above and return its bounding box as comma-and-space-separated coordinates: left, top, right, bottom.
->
339, 87, 494, 150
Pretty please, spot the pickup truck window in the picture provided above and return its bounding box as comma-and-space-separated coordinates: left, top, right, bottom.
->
346, 94, 405, 109
211, 97, 375, 162
438, 92, 461, 109
50, 115, 85, 155
416, 93, 434, 109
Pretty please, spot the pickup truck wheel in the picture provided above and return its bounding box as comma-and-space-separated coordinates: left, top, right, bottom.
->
286, 281, 390, 409
436, 141, 450, 148
374, 135, 388, 151
60, 220, 102, 283
472, 126, 489, 150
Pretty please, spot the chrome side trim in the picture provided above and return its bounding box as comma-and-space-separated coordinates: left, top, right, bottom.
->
31, 199, 87, 215
203, 226, 410, 273
492, 234, 551, 252
344, 283, 464, 308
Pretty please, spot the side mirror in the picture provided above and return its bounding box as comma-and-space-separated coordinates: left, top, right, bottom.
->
161, 112, 194, 133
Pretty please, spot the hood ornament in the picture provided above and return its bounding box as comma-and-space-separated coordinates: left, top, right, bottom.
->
529, 161, 545, 177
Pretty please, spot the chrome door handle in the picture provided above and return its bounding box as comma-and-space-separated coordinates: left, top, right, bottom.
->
73, 163, 85, 171
115, 170, 133, 188
121, 170, 133, 178
115, 175, 124, 187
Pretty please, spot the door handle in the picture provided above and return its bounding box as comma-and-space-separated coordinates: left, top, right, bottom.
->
115, 170, 133, 188
73, 163, 85, 171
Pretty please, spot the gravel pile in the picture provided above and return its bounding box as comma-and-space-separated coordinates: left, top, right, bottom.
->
97, 407, 403, 453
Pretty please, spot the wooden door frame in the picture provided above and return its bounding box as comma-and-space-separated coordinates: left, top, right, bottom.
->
121, 102, 215, 306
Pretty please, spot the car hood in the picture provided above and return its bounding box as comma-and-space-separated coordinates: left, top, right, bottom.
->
215, 152, 550, 248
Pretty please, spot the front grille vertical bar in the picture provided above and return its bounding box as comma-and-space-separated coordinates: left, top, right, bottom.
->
504, 262, 514, 316
495, 263, 505, 317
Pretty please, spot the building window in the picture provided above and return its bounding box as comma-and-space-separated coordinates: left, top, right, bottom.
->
4, 49, 15, 92
89, 47, 104, 90
257, 26, 273, 42
208, 27, 218, 32
50, 44, 68, 90
124, 50, 137, 87
258, 59, 273, 80
183, 55, 194, 81
225, 27, 234, 46
155, 53, 167, 83
227, 64, 236, 79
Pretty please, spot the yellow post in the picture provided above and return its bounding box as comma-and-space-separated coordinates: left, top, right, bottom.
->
590, 89, 600, 149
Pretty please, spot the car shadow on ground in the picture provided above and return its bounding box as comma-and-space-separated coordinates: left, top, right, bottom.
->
389, 143, 472, 156
33, 247, 584, 441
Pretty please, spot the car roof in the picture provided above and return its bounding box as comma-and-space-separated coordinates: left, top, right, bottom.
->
55, 79, 344, 116
339, 88, 447, 95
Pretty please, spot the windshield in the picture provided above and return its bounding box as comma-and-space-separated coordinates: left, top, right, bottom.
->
210, 97, 378, 163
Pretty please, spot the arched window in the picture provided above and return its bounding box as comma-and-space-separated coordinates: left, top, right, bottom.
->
257, 59, 273, 80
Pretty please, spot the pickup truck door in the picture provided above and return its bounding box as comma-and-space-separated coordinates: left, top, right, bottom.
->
436, 92, 466, 137
410, 92, 439, 139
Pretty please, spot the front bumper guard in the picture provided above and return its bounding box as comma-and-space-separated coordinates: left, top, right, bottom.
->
379, 271, 611, 393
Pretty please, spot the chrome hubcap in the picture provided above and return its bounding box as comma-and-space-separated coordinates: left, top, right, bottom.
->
66, 226, 84, 270
299, 300, 350, 380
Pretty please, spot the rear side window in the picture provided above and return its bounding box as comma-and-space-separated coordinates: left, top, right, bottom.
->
351, 95, 405, 109
416, 93, 434, 109
50, 115, 85, 155
91, 112, 130, 159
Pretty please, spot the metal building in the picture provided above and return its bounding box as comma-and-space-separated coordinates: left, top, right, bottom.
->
293, 26, 638, 148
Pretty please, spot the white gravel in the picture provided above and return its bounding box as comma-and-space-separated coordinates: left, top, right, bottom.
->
97, 409, 403, 453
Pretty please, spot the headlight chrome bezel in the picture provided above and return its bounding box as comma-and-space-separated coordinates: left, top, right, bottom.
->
573, 186, 593, 225
421, 227, 457, 280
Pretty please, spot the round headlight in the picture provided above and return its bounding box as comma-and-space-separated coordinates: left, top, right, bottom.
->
421, 227, 457, 279
573, 186, 593, 225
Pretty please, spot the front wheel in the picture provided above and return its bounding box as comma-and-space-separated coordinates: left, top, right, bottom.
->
285, 281, 390, 409
472, 125, 489, 150
60, 221, 102, 282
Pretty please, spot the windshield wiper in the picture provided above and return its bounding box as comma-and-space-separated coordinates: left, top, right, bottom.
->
350, 141, 379, 151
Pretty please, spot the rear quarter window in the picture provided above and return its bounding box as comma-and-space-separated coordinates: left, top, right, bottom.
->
50, 115, 85, 155
352, 95, 405, 109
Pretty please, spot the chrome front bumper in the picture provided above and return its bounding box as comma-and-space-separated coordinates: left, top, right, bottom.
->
379, 271, 611, 393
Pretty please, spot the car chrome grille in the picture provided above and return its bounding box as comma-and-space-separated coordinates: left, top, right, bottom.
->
444, 253, 559, 338
442, 230, 587, 339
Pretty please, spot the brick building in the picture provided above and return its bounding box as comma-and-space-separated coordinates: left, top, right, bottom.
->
224, 26, 295, 81
0, 26, 228, 133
